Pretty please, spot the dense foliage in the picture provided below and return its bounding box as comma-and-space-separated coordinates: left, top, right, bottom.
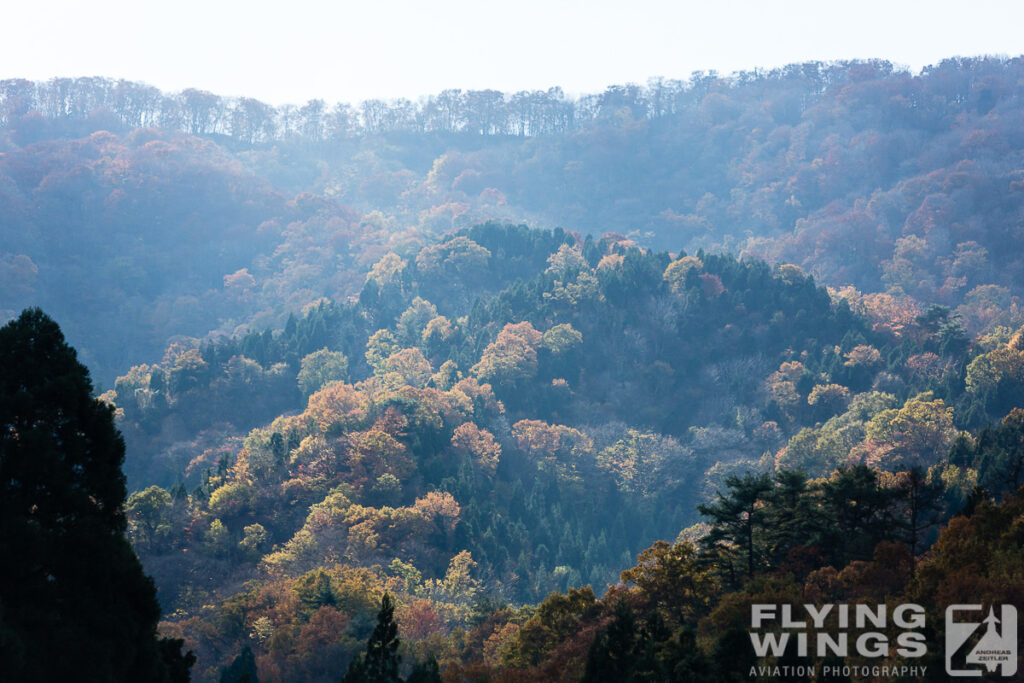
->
78, 223, 1012, 680
3, 56, 1024, 681
0, 309, 193, 681
6, 57, 1024, 385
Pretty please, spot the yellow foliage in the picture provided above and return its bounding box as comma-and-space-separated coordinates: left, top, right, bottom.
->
304, 382, 365, 432
663, 256, 703, 293
383, 348, 433, 388
208, 481, 254, 517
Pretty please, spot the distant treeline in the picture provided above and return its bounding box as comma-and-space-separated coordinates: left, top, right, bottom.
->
1, 56, 1015, 143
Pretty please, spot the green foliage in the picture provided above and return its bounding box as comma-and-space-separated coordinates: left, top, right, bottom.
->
238, 523, 269, 561
209, 481, 255, 518
396, 298, 439, 346
298, 348, 350, 395
865, 396, 958, 470
342, 593, 402, 683
94, 219, 1022, 681
220, 645, 259, 683
698, 472, 774, 583
126, 484, 174, 550
949, 407, 1024, 498
0, 309, 192, 682
582, 599, 640, 683
204, 519, 232, 557
295, 569, 338, 615
17, 64, 1024, 680
540, 323, 583, 356
405, 656, 442, 683
366, 330, 400, 376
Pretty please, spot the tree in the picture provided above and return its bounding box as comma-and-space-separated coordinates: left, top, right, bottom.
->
763, 470, 820, 571
698, 473, 773, 583
817, 466, 900, 566
405, 656, 442, 683
886, 467, 945, 559
220, 645, 259, 683
959, 408, 1024, 497
865, 397, 958, 470
0, 309, 192, 681
471, 322, 542, 386
581, 599, 640, 682
125, 484, 173, 551
298, 348, 349, 395
342, 593, 402, 683
619, 541, 716, 626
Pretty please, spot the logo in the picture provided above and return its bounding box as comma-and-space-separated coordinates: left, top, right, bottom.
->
747, 603, 930, 679
946, 605, 1017, 677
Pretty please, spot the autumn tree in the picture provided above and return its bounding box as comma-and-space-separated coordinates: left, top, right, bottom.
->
619, 541, 717, 626
471, 321, 542, 387
864, 396, 958, 470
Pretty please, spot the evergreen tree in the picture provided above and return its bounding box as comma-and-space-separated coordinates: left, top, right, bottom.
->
764, 470, 820, 571
582, 599, 640, 683
220, 645, 259, 683
893, 467, 946, 559
710, 620, 757, 683
698, 473, 773, 584
342, 593, 402, 683
817, 466, 899, 565
661, 628, 713, 683
0, 309, 192, 681
405, 655, 442, 683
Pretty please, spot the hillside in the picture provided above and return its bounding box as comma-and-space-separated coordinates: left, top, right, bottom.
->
100, 224, 1019, 679
5, 57, 1024, 385
3, 57, 1024, 681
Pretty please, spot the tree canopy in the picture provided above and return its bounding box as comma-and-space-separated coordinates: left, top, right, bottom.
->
0, 308, 192, 682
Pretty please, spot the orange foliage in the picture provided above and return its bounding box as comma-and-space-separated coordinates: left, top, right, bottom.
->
451, 422, 502, 475
398, 599, 446, 640
304, 382, 365, 432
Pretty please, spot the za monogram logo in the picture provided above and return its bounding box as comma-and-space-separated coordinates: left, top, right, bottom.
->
946, 605, 1018, 677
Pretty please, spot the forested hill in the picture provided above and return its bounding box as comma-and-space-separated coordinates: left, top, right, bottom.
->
5, 59, 1024, 680
4, 57, 1024, 384
102, 222, 1024, 679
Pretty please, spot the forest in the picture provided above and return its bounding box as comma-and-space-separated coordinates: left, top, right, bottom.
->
1, 57, 1023, 681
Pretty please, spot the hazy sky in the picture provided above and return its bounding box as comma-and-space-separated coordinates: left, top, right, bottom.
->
5, 0, 1024, 105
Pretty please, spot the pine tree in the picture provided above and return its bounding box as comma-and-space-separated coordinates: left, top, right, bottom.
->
697, 472, 773, 583
342, 593, 402, 683
0, 309, 192, 681
582, 599, 640, 683
220, 645, 259, 683
405, 655, 442, 683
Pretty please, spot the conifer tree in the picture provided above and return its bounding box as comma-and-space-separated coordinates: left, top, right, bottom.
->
220, 645, 259, 683
0, 308, 192, 681
405, 655, 442, 683
342, 593, 402, 683
582, 599, 640, 683
698, 472, 773, 582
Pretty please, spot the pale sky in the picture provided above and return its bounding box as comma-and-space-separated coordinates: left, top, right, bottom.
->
5, 0, 1024, 105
